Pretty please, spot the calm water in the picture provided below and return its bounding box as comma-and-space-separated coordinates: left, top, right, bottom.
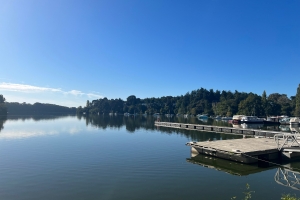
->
0, 115, 299, 200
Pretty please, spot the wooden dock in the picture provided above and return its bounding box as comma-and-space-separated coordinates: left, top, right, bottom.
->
154, 121, 289, 137
186, 138, 279, 163
155, 121, 300, 163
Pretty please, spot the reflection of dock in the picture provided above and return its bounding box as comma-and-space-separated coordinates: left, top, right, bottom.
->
275, 168, 300, 190
187, 153, 274, 176
155, 121, 288, 137
187, 154, 300, 191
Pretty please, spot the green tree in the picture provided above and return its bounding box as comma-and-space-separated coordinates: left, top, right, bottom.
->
238, 93, 263, 116
295, 84, 300, 116
261, 90, 267, 116
0, 95, 7, 116
0, 95, 5, 103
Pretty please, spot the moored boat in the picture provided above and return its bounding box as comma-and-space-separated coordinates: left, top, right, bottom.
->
222, 116, 232, 120
197, 114, 208, 119
290, 117, 300, 126
279, 117, 290, 125
240, 116, 264, 124
232, 115, 245, 124
264, 116, 280, 124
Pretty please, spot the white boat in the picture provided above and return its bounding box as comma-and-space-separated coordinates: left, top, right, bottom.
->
232, 115, 245, 123
265, 116, 280, 124
279, 117, 290, 125
124, 112, 130, 116
290, 117, 300, 126
214, 116, 222, 119
240, 116, 264, 123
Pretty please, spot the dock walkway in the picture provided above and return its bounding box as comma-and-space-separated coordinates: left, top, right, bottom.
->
186, 138, 279, 163
154, 121, 288, 137
155, 121, 300, 163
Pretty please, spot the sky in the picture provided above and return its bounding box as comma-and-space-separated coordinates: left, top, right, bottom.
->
0, 0, 299, 107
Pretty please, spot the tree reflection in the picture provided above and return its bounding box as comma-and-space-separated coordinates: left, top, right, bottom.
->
0, 115, 7, 132
81, 115, 242, 141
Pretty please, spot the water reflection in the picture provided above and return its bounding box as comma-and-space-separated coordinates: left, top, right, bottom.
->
275, 168, 300, 190
81, 115, 242, 141
0, 114, 292, 141
0, 115, 82, 139
7, 114, 76, 121
186, 153, 275, 176
233, 123, 264, 129
0, 115, 7, 132
0, 114, 243, 141
187, 153, 300, 191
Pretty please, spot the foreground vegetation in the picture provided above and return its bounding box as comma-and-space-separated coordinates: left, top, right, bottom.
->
78, 84, 300, 117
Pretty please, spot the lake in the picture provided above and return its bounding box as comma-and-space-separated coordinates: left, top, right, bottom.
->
0, 114, 299, 200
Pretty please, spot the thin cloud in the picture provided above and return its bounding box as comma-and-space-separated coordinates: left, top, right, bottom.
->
0, 82, 62, 93
87, 93, 103, 98
66, 90, 85, 96
0, 82, 103, 99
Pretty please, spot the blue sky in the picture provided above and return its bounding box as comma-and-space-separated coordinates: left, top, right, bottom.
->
0, 0, 299, 107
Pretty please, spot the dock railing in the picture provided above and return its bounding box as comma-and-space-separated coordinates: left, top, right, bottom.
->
274, 131, 300, 151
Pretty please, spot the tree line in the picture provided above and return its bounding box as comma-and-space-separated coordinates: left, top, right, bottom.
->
0, 94, 76, 115
78, 84, 300, 117
0, 95, 7, 117
5, 102, 76, 115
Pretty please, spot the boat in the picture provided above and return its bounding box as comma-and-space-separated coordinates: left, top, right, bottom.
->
221, 116, 232, 120
240, 116, 264, 124
290, 117, 300, 126
264, 116, 280, 124
124, 112, 130, 116
197, 114, 208, 119
279, 117, 290, 125
232, 115, 245, 124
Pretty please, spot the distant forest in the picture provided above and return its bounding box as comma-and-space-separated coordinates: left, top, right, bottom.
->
0, 95, 7, 117
5, 102, 76, 115
78, 84, 300, 117
0, 95, 76, 116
